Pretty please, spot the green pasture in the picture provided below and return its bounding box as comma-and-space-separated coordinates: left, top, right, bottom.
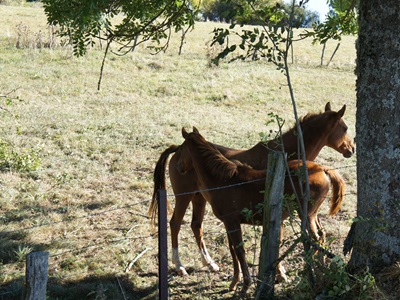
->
0, 3, 358, 299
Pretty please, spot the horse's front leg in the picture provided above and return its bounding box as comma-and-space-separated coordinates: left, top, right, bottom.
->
191, 195, 219, 272
276, 262, 288, 283
170, 194, 192, 276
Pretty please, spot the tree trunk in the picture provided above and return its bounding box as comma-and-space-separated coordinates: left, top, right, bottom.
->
349, 0, 400, 272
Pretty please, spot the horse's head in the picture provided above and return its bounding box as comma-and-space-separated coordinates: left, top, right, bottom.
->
175, 127, 197, 174
324, 102, 355, 158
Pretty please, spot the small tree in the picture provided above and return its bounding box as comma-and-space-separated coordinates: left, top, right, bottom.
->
304, 0, 359, 66
199, 0, 318, 26
210, 1, 315, 295
42, 0, 196, 89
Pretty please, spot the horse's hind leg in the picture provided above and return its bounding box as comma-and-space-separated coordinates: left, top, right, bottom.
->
225, 222, 251, 295
191, 194, 219, 272
308, 215, 321, 242
309, 212, 326, 245
226, 229, 241, 291
316, 216, 326, 243
170, 194, 192, 276
276, 223, 288, 283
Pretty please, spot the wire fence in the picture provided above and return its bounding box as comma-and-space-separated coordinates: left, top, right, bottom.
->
0, 163, 357, 238
0, 162, 358, 298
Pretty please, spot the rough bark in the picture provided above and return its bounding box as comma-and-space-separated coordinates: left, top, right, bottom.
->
25, 252, 49, 300
256, 152, 285, 299
349, 0, 400, 272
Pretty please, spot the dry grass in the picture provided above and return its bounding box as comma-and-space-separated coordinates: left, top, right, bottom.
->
0, 3, 365, 299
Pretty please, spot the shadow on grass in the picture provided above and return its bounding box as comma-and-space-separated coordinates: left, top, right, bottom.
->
0, 232, 45, 264
0, 235, 160, 299
0, 265, 253, 300
0, 273, 159, 300
0, 199, 116, 229
166, 266, 246, 299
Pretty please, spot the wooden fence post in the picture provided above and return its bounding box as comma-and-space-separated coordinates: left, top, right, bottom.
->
25, 251, 49, 300
256, 151, 285, 299
157, 189, 168, 299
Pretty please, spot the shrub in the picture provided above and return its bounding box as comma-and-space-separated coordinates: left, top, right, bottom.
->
285, 253, 382, 299
0, 139, 40, 174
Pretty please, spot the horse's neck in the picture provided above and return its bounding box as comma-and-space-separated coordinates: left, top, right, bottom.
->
279, 125, 327, 161
212, 117, 330, 165
220, 143, 268, 169
191, 142, 236, 184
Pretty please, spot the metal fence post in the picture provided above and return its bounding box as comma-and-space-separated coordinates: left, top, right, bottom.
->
157, 189, 168, 299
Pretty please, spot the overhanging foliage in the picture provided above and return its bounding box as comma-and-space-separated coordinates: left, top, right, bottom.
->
42, 0, 196, 56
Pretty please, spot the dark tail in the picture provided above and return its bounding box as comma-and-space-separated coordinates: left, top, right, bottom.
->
148, 145, 180, 225
324, 168, 346, 216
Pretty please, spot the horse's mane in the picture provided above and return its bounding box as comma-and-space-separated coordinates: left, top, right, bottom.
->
188, 133, 245, 181
300, 111, 332, 125
285, 110, 337, 138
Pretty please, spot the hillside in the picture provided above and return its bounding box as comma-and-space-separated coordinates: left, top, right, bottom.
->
0, 3, 358, 299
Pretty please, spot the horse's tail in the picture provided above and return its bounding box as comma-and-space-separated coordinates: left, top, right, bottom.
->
148, 145, 180, 225
324, 168, 346, 216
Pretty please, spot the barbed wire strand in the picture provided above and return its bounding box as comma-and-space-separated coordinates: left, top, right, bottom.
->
0, 162, 357, 274
0, 163, 357, 237
0, 198, 151, 237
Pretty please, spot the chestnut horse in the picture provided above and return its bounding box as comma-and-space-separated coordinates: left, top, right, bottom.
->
149, 102, 354, 276
174, 127, 345, 294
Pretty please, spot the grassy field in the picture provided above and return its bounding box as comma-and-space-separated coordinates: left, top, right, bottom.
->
0, 2, 361, 299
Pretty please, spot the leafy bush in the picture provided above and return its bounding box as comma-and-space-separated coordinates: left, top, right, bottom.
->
285, 253, 381, 299
323, 256, 377, 299
0, 139, 40, 174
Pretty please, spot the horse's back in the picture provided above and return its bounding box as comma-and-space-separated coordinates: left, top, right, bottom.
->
286, 160, 331, 194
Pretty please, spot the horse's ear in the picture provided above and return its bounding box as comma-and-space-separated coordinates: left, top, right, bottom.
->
182, 127, 189, 139
193, 127, 199, 134
325, 102, 332, 111
336, 105, 346, 119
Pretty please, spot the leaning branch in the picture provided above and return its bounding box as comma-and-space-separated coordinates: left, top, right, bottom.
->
98, 35, 113, 91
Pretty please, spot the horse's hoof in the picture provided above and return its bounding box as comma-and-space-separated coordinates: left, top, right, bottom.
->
239, 287, 249, 297
229, 279, 239, 291
177, 267, 188, 276
275, 272, 288, 283
276, 264, 288, 283
208, 261, 220, 272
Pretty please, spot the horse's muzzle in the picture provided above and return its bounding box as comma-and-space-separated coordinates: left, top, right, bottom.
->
343, 144, 355, 158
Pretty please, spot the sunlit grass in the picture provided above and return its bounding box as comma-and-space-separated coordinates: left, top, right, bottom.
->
0, 2, 359, 299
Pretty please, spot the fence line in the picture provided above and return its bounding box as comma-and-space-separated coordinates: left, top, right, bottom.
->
170, 163, 357, 198
0, 188, 357, 240
0, 199, 151, 237
1, 183, 356, 268
0, 162, 357, 274
0, 163, 357, 238
51, 234, 155, 259
1, 233, 155, 270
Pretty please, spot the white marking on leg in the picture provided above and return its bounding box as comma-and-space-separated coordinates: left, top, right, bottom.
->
199, 245, 219, 272
172, 247, 188, 276
276, 262, 288, 282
